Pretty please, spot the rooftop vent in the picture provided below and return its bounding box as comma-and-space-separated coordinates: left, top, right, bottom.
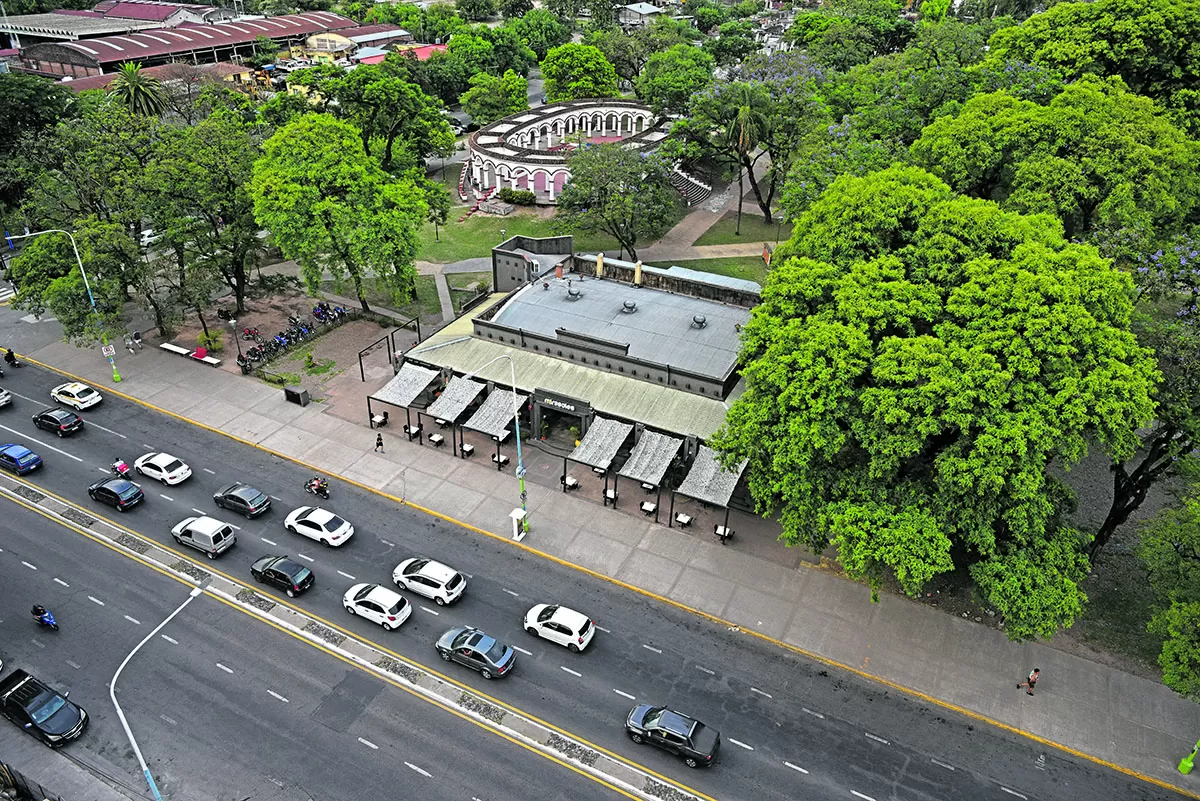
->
622, 300, 637, 314
691, 314, 707, 329
567, 287, 583, 301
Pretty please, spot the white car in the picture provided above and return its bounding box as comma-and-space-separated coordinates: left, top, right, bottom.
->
343, 583, 410, 630
392, 557, 466, 605
0, 387, 11, 407
51, 382, 102, 410
285, 506, 354, 547
134, 452, 193, 485
524, 604, 596, 653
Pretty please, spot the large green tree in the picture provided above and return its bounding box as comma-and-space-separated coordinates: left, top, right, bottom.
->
0, 72, 75, 211
250, 115, 428, 311
456, 0, 494, 21
636, 44, 714, 117
509, 8, 571, 60
716, 165, 1158, 640
555, 144, 676, 260
460, 70, 529, 125
788, 0, 915, 71
107, 63, 167, 117
1139, 489, 1200, 698
541, 44, 619, 101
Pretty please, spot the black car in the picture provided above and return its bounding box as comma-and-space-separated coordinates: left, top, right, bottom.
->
32, 408, 83, 437
87, 477, 144, 512
250, 554, 314, 597
626, 705, 720, 768
0, 670, 88, 747
214, 482, 272, 518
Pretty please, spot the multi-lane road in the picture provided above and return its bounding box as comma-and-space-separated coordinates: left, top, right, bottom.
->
0, 363, 1183, 801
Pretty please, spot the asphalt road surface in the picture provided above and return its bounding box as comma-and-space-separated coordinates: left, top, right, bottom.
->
0, 363, 1184, 801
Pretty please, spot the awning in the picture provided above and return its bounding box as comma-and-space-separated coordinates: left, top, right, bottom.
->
567, 416, 633, 471
463, 389, 528, 439
676, 446, 747, 507
618, 431, 682, 487
426, 376, 485, 422
371, 362, 438, 409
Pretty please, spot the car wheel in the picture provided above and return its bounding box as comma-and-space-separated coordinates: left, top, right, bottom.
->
56, 430, 64, 438
321, 539, 331, 547
568, 643, 580, 653
136, 466, 144, 476
286, 588, 296, 598
253, 572, 264, 583
629, 732, 644, 744
286, 524, 297, 534
684, 757, 700, 769
438, 649, 451, 661
480, 668, 493, 680
345, 605, 356, 615
435, 596, 446, 606
206, 551, 216, 559
172, 535, 182, 544
526, 626, 539, 637
215, 498, 225, 509
117, 505, 127, 513
395, 579, 408, 590
383, 622, 395, 631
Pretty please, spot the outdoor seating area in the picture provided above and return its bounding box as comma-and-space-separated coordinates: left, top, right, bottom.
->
160, 341, 222, 367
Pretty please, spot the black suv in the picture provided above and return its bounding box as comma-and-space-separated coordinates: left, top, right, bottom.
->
0, 670, 88, 746
626, 704, 720, 768
32, 408, 84, 437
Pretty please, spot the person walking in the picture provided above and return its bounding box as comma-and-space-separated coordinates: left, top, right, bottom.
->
1018, 668, 1040, 696
375, 433, 384, 453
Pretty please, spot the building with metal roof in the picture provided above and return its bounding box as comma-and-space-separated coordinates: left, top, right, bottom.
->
0, 0, 233, 48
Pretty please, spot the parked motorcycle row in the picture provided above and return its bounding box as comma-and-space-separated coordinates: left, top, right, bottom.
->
236, 303, 351, 368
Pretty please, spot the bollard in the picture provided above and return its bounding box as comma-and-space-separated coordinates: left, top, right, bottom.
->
1178, 738, 1200, 774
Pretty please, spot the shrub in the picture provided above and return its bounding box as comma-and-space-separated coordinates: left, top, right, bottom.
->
198, 330, 224, 353
498, 187, 537, 206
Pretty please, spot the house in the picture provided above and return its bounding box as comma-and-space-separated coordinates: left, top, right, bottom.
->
618, 2, 665, 27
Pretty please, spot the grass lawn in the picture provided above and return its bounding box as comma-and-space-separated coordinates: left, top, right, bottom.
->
319, 276, 442, 319
417, 211, 620, 264
427, 160, 469, 206
1072, 543, 1165, 676
667, 256, 771, 286
446, 271, 493, 314
694, 210, 793, 247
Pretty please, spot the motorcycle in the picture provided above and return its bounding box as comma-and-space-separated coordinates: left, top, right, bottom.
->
112, 459, 131, 478
32, 607, 58, 631
304, 477, 330, 500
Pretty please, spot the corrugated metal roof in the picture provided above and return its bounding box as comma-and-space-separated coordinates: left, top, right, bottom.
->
0, 11, 160, 36
370, 362, 438, 408
426, 375, 485, 422
492, 278, 748, 379
618, 430, 682, 486
407, 296, 734, 440
568, 417, 633, 470
676, 446, 747, 507
463, 390, 527, 439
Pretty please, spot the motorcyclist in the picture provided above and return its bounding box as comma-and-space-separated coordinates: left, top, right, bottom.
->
113, 456, 130, 476
31, 604, 49, 623
4, 348, 17, 366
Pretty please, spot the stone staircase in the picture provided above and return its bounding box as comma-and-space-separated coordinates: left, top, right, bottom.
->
671, 169, 713, 206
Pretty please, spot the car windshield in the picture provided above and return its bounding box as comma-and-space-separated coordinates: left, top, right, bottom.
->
291, 567, 311, 583
162, 459, 183, 472
117, 484, 140, 499
17, 453, 36, 466
325, 515, 347, 531
484, 641, 508, 663
387, 599, 406, 615
30, 692, 67, 725
354, 586, 372, 601
643, 708, 664, 728
77, 387, 97, 398
240, 489, 267, 505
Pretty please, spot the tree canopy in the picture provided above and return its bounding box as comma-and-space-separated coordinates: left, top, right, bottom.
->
541, 43, 619, 101
460, 69, 529, 125
636, 44, 715, 117
715, 165, 1159, 640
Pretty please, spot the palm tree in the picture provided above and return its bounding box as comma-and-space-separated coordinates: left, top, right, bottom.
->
108, 63, 167, 117
724, 83, 768, 236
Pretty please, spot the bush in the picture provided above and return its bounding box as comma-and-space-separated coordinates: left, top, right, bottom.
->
498, 187, 537, 206
198, 330, 224, 353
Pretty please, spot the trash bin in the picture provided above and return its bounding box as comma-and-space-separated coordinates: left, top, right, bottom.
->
284, 386, 310, 407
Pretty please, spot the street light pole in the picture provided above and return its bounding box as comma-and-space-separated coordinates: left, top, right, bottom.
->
110, 582, 207, 801
465, 353, 529, 534
6, 229, 121, 382
229, 317, 244, 364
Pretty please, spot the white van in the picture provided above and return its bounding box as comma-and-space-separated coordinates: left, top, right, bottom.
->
171, 516, 236, 559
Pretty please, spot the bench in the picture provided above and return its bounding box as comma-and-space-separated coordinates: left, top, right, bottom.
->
371, 411, 389, 429
715, 525, 734, 544
428, 433, 445, 447
593, 466, 606, 476
675, 513, 692, 528
641, 482, 655, 494
435, 418, 449, 429
159, 343, 191, 356
193, 353, 221, 367
604, 488, 618, 507
461, 443, 475, 457
492, 453, 510, 468
640, 501, 656, 516
403, 424, 422, 440
562, 475, 579, 491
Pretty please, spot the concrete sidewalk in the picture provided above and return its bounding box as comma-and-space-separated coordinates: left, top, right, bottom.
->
18, 336, 1200, 800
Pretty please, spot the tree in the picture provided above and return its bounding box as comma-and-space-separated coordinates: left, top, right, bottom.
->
1139, 489, 1200, 699
541, 44, 619, 101
789, 0, 915, 71
555, 144, 676, 261
715, 165, 1158, 640
248, 35, 280, 67
425, 2, 467, 42
509, 8, 571, 60
0, 72, 74, 210
703, 20, 758, 67
585, 0, 618, 28
582, 26, 646, 84
460, 70, 529, 124
250, 114, 428, 311
498, 0, 532, 18
456, 0, 494, 21
107, 63, 167, 117
636, 44, 714, 117
688, 0, 727, 31
546, 0, 583, 23
416, 172, 454, 242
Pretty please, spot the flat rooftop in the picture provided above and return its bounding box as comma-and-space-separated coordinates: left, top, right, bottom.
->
489, 276, 751, 378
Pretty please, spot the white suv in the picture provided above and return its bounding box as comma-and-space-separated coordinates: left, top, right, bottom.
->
392, 557, 466, 606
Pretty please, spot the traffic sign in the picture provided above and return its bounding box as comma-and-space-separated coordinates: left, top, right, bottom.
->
101, 345, 116, 357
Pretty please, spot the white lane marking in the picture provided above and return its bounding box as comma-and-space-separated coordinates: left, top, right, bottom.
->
21, 561, 37, 570
511, 645, 532, 656
142, 443, 154, 449
297, 554, 315, 562
124, 615, 142, 625
728, 738, 754, 751
83, 419, 126, 438
464, 573, 474, 579
596, 625, 611, 633
865, 732, 890, 745
931, 758, 955, 771
560, 666, 582, 677
161, 635, 178, 645
216, 663, 234, 674
358, 737, 378, 750
502, 588, 519, 597
380, 539, 395, 547
1000, 789, 1027, 800
267, 690, 289, 703
751, 687, 773, 698
261, 537, 277, 546
784, 761, 809, 774
614, 689, 636, 700
851, 793, 876, 801
32, 641, 45, 649
66, 660, 81, 670
420, 606, 440, 616
159, 493, 174, 502
87, 595, 105, 606
202, 468, 216, 475
336, 570, 356, 580
696, 666, 714, 675
0, 423, 84, 461
801, 707, 824, 719
228, 523, 241, 530
405, 762, 431, 778
641, 644, 662, 654
160, 715, 177, 725
191, 508, 206, 516
97, 467, 110, 474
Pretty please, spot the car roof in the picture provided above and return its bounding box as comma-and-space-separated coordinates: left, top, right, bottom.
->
94, 477, 136, 491
658, 710, 697, 738
231, 484, 262, 498
39, 407, 75, 418
55, 382, 93, 394
0, 443, 32, 456
302, 507, 336, 524
365, 584, 402, 604
549, 606, 589, 628
145, 452, 174, 465
415, 559, 457, 582
186, 516, 228, 534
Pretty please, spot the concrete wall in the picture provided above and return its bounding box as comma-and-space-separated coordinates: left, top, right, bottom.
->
569, 255, 759, 309
492, 235, 575, 292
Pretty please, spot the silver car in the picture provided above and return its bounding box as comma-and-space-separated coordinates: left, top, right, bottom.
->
434, 626, 516, 680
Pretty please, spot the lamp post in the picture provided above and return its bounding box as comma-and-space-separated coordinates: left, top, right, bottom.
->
464, 353, 529, 535
6, 228, 121, 382
229, 317, 244, 364
110, 581, 207, 801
